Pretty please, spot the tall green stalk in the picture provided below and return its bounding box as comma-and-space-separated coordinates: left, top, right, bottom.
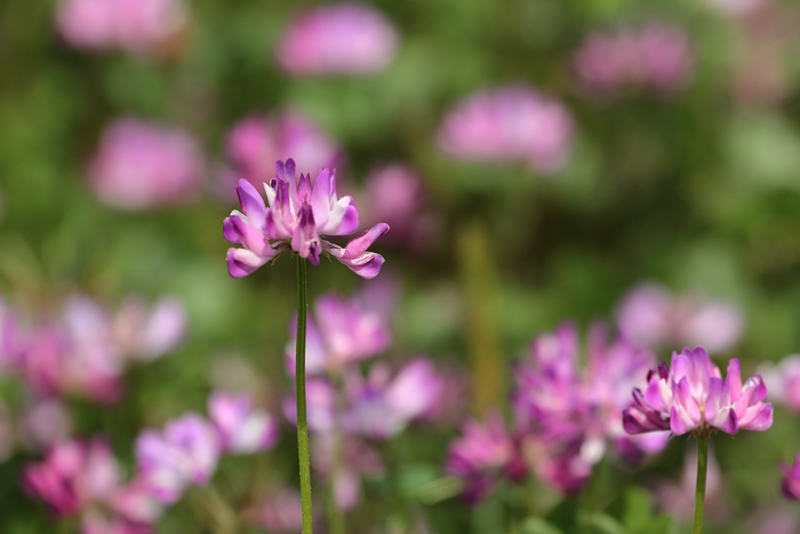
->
692, 436, 708, 534
296, 256, 313, 533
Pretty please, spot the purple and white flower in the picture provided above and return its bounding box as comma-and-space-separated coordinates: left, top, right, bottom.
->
208, 392, 279, 454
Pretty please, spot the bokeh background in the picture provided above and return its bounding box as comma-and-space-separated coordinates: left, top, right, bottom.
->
2, 0, 800, 532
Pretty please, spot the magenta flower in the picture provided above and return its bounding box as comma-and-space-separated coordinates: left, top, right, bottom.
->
446, 413, 525, 504
135, 414, 220, 504
208, 392, 279, 454
223, 159, 389, 278
285, 293, 391, 374
24, 439, 161, 532
623, 347, 773, 436
275, 3, 398, 76
88, 118, 203, 211
616, 283, 743, 353
55, 0, 187, 53
221, 113, 342, 196
781, 453, 800, 499
573, 24, 693, 95
111, 295, 187, 361
438, 86, 575, 174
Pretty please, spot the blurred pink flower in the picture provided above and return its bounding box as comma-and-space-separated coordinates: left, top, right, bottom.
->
24, 438, 161, 532
446, 413, 525, 504
112, 295, 187, 361
275, 3, 398, 76
781, 452, 800, 500
223, 159, 389, 278
221, 113, 342, 198
438, 86, 575, 174
616, 283, 744, 353
312, 434, 384, 510
19, 398, 73, 450
56, 0, 188, 53
285, 292, 392, 374
623, 347, 773, 436
343, 358, 442, 439
759, 354, 800, 412
208, 392, 279, 454
573, 24, 693, 95
283, 378, 337, 433
356, 164, 440, 252
706, 0, 765, 16
88, 118, 203, 210
135, 414, 220, 504
249, 490, 304, 533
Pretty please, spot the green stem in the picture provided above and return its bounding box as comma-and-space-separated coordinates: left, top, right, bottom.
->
296, 256, 313, 534
692, 435, 708, 534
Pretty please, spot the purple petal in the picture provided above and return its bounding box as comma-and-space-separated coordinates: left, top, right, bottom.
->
223, 217, 241, 245
310, 168, 334, 228
320, 195, 359, 235
291, 204, 321, 265
231, 216, 272, 258
226, 248, 269, 278
236, 179, 266, 229
669, 406, 691, 435
727, 358, 743, 401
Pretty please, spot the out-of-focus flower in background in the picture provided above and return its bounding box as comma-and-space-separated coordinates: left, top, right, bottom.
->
88, 118, 204, 211
56, 0, 188, 53
355, 164, 440, 252
285, 293, 391, 375
246, 489, 305, 533
275, 3, 398, 76
208, 392, 279, 454
19, 399, 73, 451
705, 0, 765, 17
623, 347, 773, 436
780, 452, 800, 500
759, 354, 800, 412
573, 24, 693, 95
220, 113, 343, 199
223, 159, 389, 278
25, 438, 162, 532
437, 86, 575, 174
616, 283, 744, 353
652, 446, 726, 522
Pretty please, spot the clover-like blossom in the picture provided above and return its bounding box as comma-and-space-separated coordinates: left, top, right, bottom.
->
224, 159, 389, 278
275, 3, 398, 76
285, 293, 391, 374
135, 414, 220, 504
759, 354, 800, 412
24, 439, 161, 532
208, 392, 279, 454
623, 347, 773, 437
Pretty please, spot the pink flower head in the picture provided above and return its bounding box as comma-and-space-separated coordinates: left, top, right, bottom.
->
343, 358, 442, 439
446, 413, 525, 504
275, 3, 398, 76
283, 378, 337, 433
623, 347, 773, 436
223, 113, 342, 195
616, 283, 744, 353
112, 295, 187, 361
285, 292, 391, 374
223, 158, 389, 278
573, 24, 693, 95
135, 413, 220, 504
56, 0, 187, 53
88, 118, 203, 210
24, 438, 161, 531
438, 86, 575, 174
781, 453, 800, 500
208, 392, 279, 454
759, 354, 800, 412
20, 399, 73, 450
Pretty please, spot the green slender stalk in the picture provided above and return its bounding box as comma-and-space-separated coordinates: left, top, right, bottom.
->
692, 436, 708, 534
296, 256, 313, 534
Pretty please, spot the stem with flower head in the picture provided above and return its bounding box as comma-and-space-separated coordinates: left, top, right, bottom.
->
296, 256, 313, 533
693, 435, 708, 534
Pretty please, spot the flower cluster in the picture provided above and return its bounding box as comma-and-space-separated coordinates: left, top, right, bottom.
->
88, 118, 204, 211
56, 0, 188, 53
220, 113, 342, 198
283, 292, 442, 509
573, 24, 693, 95
447, 323, 667, 502
1, 294, 186, 403
223, 159, 389, 279
24, 439, 162, 533
136, 392, 278, 504
623, 347, 773, 436
616, 283, 743, 353
275, 3, 398, 76
437, 86, 575, 174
